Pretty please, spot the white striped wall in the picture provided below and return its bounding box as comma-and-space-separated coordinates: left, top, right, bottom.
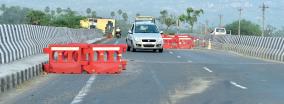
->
0, 24, 103, 64
212, 35, 284, 62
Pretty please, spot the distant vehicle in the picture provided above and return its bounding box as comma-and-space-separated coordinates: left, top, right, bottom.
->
115, 27, 121, 38
211, 27, 227, 35
126, 21, 163, 52
135, 16, 155, 23
80, 18, 116, 36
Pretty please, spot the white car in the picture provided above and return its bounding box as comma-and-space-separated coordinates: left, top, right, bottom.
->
211, 28, 227, 35
126, 22, 164, 52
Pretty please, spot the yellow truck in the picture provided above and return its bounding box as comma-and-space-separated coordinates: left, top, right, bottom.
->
80, 18, 116, 36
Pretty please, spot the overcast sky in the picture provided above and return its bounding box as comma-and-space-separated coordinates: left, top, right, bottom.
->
0, 0, 283, 28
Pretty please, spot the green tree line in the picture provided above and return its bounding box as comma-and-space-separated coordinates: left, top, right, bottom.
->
0, 4, 98, 28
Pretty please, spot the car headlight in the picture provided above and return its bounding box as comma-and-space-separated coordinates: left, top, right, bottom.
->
158, 38, 163, 43
134, 37, 140, 41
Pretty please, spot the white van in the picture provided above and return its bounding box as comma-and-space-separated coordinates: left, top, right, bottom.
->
211, 28, 227, 35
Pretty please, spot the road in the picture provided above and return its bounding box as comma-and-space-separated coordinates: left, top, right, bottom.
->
1, 38, 284, 104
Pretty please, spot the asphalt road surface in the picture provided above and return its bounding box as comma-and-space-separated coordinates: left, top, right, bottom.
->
1, 38, 284, 104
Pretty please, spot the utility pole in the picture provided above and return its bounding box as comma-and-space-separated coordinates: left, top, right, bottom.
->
176, 19, 180, 34
219, 14, 223, 27
260, 3, 269, 37
238, 7, 243, 36
205, 20, 208, 34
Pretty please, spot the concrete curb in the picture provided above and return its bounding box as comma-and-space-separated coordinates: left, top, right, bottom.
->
0, 37, 106, 94
0, 61, 46, 93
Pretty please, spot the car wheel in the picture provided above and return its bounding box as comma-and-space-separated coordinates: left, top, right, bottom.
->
153, 49, 157, 52
131, 47, 136, 52
130, 41, 136, 52
159, 49, 163, 53
127, 46, 130, 51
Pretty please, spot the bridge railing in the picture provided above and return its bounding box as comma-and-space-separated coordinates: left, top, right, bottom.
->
211, 35, 284, 61
0, 24, 103, 64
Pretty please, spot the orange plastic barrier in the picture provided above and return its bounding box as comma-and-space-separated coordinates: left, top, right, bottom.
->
161, 34, 195, 49
84, 44, 127, 74
161, 34, 175, 49
43, 43, 89, 74
43, 44, 127, 74
175, 34, 194, 49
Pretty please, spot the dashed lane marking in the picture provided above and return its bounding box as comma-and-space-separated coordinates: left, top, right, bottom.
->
70, 75, 96, 104
230, 81, 248, 90
203, 67, 213, 73
187, 60, 193, 63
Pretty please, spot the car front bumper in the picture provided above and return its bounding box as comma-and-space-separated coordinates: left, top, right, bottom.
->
133, 41, 163, 49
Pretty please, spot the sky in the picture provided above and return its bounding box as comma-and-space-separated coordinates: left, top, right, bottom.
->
0, 0, 283, 28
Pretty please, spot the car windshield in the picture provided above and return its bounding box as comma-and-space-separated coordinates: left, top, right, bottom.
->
216, 29, 225, 32
134, 24, 159, 33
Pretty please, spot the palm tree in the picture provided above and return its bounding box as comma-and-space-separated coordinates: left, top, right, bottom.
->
51, 10, 55, 16
179, 7, 203, 32
117, 9, 122, 19
56, 7, 62, 14
136, 13, 140, 17
164, 15, 176, 31
44, 6, 50, 13
65, 7, 72, 13
159, 10, 168, 24
111, 11, 115, 19
0, 4, 6, 11
122, 12, 128, 22
86, 8, 91, 17
91, 11, 96, 18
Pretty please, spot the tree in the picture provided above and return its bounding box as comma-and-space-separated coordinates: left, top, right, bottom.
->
164, 15, 176, 31
44, 6, 50, 13
274, 27, 284, 37
117, 9, 122, 19
1, 4, 6, 11
159, 10, 177, 32
0, 6, 30, 24
136, 13, 140, 17
26, 10, 49, 25
56, 7, 62, 14
86, 8, 91, 17
122, 12, 128, 22
91, 11, 96, 18
159, 10, 168, 24
225, 19, 261, 36
111, 11, 115, 19
51, 10, 55, 16
265, 25, 276, 36
179, 7, 203, 32
117, 9, 122, 15
65, 7, 72, 13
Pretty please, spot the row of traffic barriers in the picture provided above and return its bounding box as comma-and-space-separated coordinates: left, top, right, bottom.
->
162, 34, 195, 49
43, 43, 127, 74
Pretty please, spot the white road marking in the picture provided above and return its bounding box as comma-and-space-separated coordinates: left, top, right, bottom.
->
177, 56, 181, 58
230, 81, 248, 90
203, 67, 213, 73
114, 40, 119, 44
169, 51, 173, 54
187, 60, 192, 63
70, 75, 96, 104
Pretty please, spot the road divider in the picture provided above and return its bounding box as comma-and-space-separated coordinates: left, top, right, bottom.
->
43, 43, 128, 74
